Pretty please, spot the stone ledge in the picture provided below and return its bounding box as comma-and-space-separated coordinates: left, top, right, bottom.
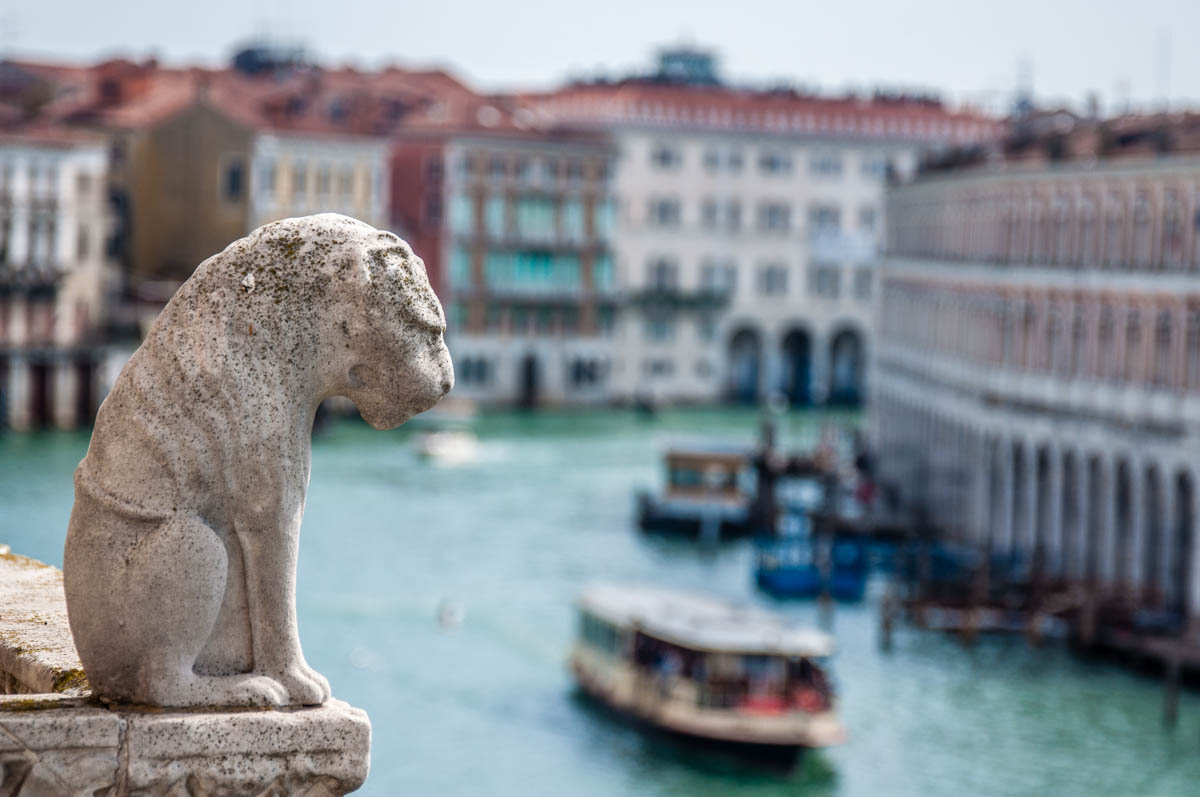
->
0, 547, 89, 696
0, 698, 370, 795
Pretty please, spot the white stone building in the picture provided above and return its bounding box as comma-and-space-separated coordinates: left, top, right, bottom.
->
874, 153, 1200, 630
0, 130, 114, 430
534, 53, 1003, 406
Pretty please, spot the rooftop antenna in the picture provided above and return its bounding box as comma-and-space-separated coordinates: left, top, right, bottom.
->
1013, 55, 1034, 118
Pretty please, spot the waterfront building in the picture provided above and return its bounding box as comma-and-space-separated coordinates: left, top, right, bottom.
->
873, 127, 1200, 630
393, 98, 617, 407
531, 47, 1004, 405
7, 57, 392, 312
0, 128, 114, 430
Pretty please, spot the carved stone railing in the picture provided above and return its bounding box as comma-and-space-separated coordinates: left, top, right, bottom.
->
0, 549, 371, 795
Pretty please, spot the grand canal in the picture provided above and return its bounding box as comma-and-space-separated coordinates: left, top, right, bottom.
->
3, 407, 1200, 796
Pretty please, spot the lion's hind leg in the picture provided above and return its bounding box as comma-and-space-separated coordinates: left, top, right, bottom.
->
70, 509, 285, 707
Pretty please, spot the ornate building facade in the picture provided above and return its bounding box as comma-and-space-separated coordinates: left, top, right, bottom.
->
873, 154, 1200, 629
0, 130, 114, 430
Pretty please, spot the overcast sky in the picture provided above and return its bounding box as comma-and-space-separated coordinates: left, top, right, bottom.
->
5, 0, 1198, 114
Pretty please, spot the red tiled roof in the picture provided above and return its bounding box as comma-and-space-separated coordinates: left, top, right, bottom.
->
525, 81, 1006, 145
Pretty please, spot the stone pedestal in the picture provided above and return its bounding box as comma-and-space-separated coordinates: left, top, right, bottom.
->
0, 552, 371, 795
0, 697, 371, 795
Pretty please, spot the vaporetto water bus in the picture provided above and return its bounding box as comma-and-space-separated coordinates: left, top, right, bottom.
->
570, 583, 847, 763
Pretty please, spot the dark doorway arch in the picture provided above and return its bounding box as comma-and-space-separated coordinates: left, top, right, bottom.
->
518, 353, 540, 410
1034, 446, 1051, 571
828, 327, 865, 406
727, 327, 762, 404
780, 328, 813, 406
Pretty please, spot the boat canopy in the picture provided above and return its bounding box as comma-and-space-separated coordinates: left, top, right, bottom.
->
578, 583, 835, 658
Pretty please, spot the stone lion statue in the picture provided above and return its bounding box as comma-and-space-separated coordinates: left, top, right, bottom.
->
64, 214, 453, 707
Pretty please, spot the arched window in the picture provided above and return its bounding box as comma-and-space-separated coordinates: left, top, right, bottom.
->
1163, 189, 1184, 269
1124, 308, 1143, 383
1098, 304, 1116, 381
1104, 194, 1125, 267
1187, 308, 1200, 390
1132, 191, 1152, 269
1153, 309, 1172, 387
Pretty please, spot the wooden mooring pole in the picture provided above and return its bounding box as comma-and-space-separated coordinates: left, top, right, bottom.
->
880, 585, 896, 652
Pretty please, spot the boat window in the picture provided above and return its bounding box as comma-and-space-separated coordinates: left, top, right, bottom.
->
579, 612, 622, 655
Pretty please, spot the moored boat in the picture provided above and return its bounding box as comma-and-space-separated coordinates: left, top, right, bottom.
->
570, 583, 846, 762
635, 445, 753, 539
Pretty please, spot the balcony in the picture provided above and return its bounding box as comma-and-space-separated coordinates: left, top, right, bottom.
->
627, 286, 732, 312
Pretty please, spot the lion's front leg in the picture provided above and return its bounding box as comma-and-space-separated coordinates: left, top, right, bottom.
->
236, 518, 331, 706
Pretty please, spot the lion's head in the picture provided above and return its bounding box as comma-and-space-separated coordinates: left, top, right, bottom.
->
222, 214, 454, 429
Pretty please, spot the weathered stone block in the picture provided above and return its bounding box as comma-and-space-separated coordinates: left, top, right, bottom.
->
0, 699, 370, 796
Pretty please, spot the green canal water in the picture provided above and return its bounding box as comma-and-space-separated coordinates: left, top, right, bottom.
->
3, 408, 1200, 796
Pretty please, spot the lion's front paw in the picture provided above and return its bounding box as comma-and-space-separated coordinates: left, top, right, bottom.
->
276, 662, 332, 706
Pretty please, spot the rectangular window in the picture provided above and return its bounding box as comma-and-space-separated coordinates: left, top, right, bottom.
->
485, 196, 506, 238
758, 263, 788, 296
860, 152, 888, 178
644, 316, 675, 342
425, 194, 443, 224
593, 253, 614, 290
809, 151, 843, 177
316, 165, 331, 196
757, 202, 790, 233
646, 258, 678, 290
701, 259, 737, 295
223, 157, 246, 201
292, 163, 307, 199
257, 160, 276, 197
448, 247, 472, 290
853, 267, 873, 300
758, 150, 792, 175
562, 199, 584, 241
449, 194, 475, 235
593, 198, 615, 239
808, 263, 841, 299
858, 207, 878, 231
724, 200, 742, 233
808, 204, 842, 237
516, 197, 556, 239
650, 143, 682, 170
648, 197, 682, 228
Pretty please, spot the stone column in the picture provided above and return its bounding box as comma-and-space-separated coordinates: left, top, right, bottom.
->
998, 442, 1015, 555
1046, 447, 1064, 575
973, 433, 991, 547
1159, 479, 1176, 608
1075, 458, 1094, 583
7, 355, 29, 431
54, 359, 78, 430
1023, 445, 1038, 556
762, 335, 784, 403
1127, 463, 1146, 594
810, 331, 829, 405
1098, 458, 1117, 588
